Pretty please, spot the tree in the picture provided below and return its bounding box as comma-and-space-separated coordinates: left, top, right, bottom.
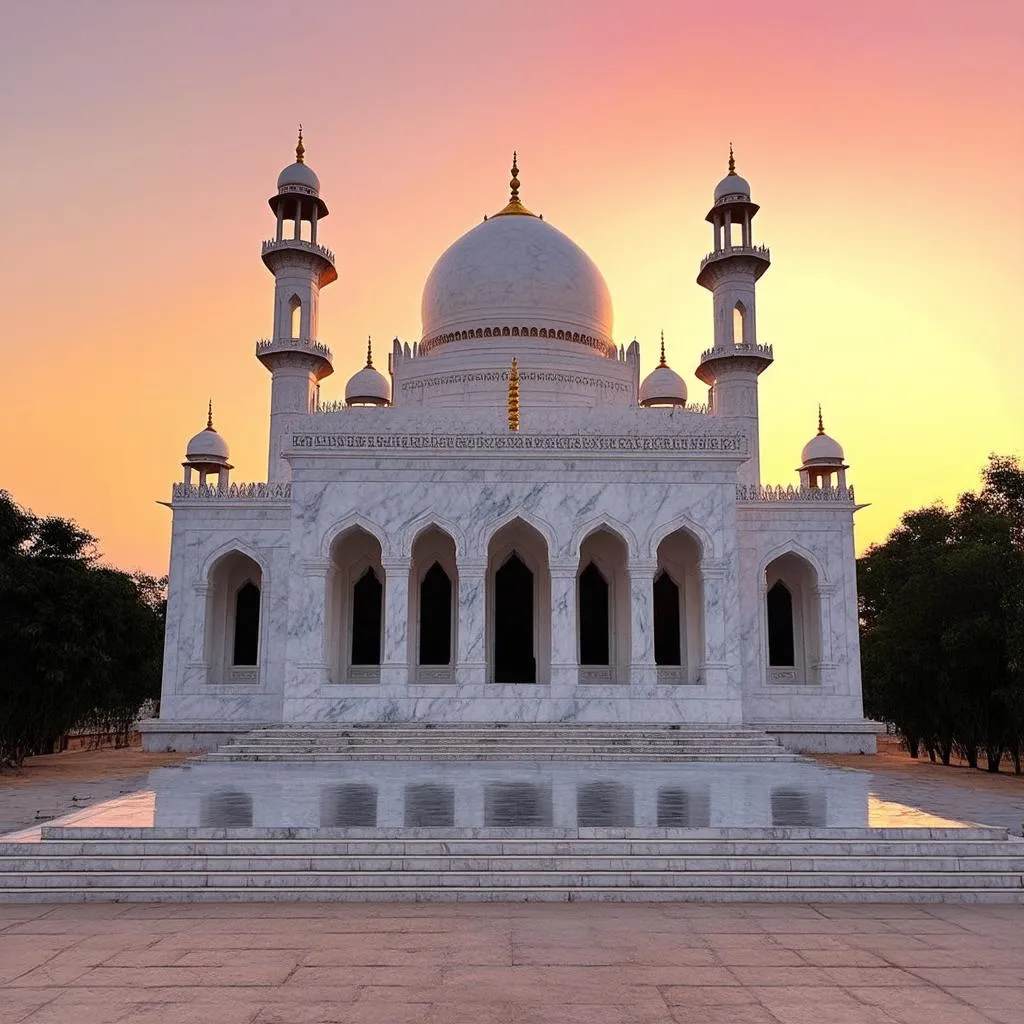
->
858, 456, 1024, 773
0, 490, 165, 767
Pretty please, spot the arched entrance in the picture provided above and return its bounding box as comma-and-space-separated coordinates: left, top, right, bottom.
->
764, 552, 821, 684
328, 527, 385, 682
205, 550, 263, 684
653, 528, 703, 683
486, 519, 550, 684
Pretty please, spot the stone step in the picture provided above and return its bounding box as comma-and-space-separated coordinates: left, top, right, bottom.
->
3, 855, 1022, 873
4, 885, 1022, 903
199, 753, 799, 763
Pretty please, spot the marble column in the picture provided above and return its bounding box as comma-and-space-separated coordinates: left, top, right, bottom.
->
549, 562, 577, 694
284, 560, 331, 712
629, 559, 657, 691
381, 557, 410, 688
456, 559, 487, 690
700, 558, 733, 698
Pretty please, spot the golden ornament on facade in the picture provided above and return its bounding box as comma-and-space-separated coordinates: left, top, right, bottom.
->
507, 357, 520, 432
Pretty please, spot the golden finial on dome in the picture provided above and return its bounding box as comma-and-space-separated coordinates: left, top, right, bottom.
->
659, 331, 667, 368
495, 150, 535, 217
296, 124, 305, 164
508, 357, 520, 432
206, 399, 214, 431
817, 404, 825, 436
365, 336, 374, 368
728, 142, 736, 176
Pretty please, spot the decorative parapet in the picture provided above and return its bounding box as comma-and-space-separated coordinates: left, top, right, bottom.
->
256, 337, 333, 363
737, 484, 855, 503
260, 238, 335, 264
699, 244, 771, 271
172, 482, 292, 502
699, 342, 774, 363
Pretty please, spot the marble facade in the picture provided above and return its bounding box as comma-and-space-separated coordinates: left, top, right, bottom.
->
142, 144, 877, 753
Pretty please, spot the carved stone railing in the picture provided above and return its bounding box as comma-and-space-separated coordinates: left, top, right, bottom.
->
699, 244, 771, 271
256, 337, 333, 363
172, 482, 292, 502
699, 342, 774, 363
737, 484, 855, 503
261, 238, 335, 264
315, 399, 349, 414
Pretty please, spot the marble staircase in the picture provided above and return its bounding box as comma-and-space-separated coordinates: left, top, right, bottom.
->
200, 723, 799, 762
2, 827, 1023, 903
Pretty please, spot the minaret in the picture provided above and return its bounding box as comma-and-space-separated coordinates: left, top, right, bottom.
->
256, 127, 336, 482
694, 146, 773, 487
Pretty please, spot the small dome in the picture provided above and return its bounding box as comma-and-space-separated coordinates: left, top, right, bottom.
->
276, 127, 320, 194
185, 403, 229, 465
801, 411, 845, 465
277, 161, 320, 194
715, 172, 750, 202
714, 146, 751, 202
345, 343, 390, 406
639, 339, 687, 407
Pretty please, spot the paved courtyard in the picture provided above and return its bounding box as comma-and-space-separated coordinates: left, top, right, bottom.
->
2, 901, 1023, 1023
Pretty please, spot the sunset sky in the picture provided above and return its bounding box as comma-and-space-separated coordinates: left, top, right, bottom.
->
0, 0, 1021, 575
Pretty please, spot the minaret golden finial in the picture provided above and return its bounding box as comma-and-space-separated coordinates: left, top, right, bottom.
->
659, 331, 667, 368
207, 399, 214, 430
817, 404, 825, 436
728, 142, 736, 176
366, 336, 373, 368
296, 124, 305, 164
508, 357, 520, 432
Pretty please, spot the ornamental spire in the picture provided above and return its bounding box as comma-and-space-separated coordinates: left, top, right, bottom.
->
728, 142, 736, 176
366, 336, 373, 368
207, 399, 214, 430
659, 331, 667, 368
495, 150, 535, 217
296, 124, 305, 164
508, 357, 520, 432
817, 404, 825, 436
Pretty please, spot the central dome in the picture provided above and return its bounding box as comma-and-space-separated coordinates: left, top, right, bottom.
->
420, 201, 614, 357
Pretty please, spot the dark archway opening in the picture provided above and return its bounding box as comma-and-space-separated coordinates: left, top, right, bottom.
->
653, 571, 681, 666
579, 562, 609, 665
767, 581, 795, 666
494, 553, 535, 682
419, 562, 452, 665
233, 582, 260, 665
351, 568, 383, 665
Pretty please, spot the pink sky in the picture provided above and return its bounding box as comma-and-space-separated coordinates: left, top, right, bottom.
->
0, 0, 1021, 573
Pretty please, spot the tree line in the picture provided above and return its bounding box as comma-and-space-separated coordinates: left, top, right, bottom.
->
859, 455, 1024, 773
0, 490, 165, 767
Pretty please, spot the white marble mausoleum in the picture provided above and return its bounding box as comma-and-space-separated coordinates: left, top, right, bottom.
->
143, 136, 876, 753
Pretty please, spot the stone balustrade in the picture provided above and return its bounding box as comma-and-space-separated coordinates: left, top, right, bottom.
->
172, 482, 292, 502
261, 237, 336, 264
255, 337, 333, 363
737, 484, 855, 503
699, 244, 771, 271
699, 342, 774, 363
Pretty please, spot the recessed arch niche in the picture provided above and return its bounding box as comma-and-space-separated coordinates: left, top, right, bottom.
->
327, 526, 385, 683
486, 518, 551, 684
408, 526, 458, 681
764, 551, 821, 684
653, 528, 704, 684
576, 527, 630, 683
204, 550, 263, 684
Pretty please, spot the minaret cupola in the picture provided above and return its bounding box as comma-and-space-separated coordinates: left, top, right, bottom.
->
798, 407, 848, 490
639, 334, 688, 408
183, 401, 233, 490
344, 338, 392, 407
257, 128, 338, 481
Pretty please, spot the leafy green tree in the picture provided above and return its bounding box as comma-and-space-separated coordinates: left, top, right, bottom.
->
859, 456, 1024, 773
0, 490, 165, 766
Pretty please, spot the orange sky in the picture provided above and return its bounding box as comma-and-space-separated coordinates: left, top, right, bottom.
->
0, 0, 1021, 575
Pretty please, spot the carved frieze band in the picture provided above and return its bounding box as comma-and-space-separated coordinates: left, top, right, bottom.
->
400, 369, 630, 395
292, 433, 746, 454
